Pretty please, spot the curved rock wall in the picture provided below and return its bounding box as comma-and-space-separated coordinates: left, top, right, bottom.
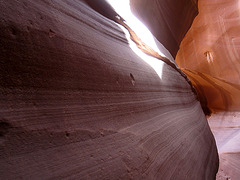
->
0, 0, 218, 179
176, 0, 240, 112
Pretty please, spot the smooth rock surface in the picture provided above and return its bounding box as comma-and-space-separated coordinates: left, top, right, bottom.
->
208, 112, 240, 180
0, 0, 218, 179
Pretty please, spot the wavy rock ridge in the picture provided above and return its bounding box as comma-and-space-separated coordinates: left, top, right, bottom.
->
0, 0, 218, 179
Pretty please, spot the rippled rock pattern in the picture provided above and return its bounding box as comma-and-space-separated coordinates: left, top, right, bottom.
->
0, 0, 218, 179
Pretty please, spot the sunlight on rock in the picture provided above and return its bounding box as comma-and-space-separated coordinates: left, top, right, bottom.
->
204, 51, 214, 63
107, 0, 164, 79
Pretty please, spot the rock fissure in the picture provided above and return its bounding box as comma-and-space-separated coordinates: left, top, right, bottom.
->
85, 0, 198, 98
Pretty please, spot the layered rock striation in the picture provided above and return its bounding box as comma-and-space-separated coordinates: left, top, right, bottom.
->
0, 0, 218, 179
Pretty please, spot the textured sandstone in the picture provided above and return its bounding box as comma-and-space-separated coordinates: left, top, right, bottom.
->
0, 0, 218, 179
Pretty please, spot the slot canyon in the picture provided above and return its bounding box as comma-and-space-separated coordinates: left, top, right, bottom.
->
0, 0, 239, 179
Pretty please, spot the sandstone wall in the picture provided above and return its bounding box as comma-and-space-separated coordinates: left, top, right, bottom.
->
0, 0, 218, 179
176, 0, 240, 112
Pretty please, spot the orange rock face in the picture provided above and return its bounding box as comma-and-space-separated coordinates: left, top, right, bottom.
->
176, 0, 240, 112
